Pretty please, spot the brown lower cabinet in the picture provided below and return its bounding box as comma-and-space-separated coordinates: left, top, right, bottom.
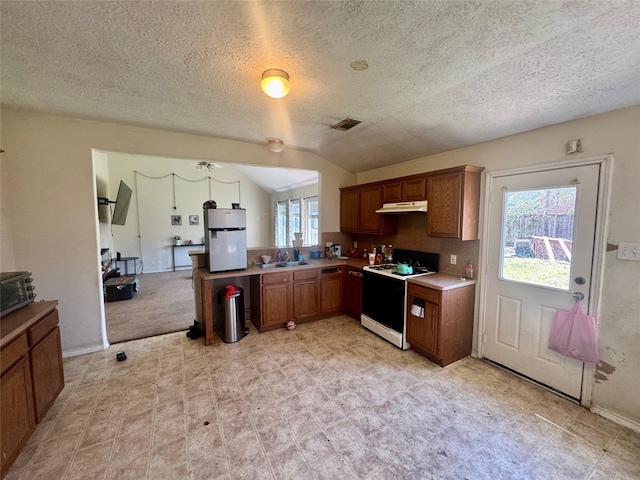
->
293, 269, 320, 320
253, 272, 293, 329
320, 267, 343, 315
1, 303, 64, 478
406, 282, 475, 367
344, 266, 363, 319
1, 348, 34, 479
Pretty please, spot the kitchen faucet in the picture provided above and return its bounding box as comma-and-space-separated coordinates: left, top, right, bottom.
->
276, 250, 289, 262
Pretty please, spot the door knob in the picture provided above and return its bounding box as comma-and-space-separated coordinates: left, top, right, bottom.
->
572, 292, 585, 301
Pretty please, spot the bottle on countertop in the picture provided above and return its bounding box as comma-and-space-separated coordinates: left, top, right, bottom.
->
465, 259, 474, 279
385, 244, 393, 261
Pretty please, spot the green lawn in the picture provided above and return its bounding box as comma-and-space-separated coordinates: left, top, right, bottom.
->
503, 257, 570, 289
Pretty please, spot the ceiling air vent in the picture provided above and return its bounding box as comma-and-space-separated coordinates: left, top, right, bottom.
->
331, 118, 362, 131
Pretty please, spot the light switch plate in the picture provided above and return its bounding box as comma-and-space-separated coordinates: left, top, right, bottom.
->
617, 243, 640, 261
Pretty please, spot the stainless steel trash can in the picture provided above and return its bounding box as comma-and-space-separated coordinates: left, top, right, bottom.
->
219, 286, 245, 343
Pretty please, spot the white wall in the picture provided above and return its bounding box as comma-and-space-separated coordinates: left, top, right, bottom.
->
102, 151, 271, 272
0, 154, 16, 272
358, 105, 640, 427
0, 109, 356, 357
94, 150, 113, 258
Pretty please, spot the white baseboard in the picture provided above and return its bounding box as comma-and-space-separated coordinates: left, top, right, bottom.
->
591, 405, 640, 434
62, 342, 109, 358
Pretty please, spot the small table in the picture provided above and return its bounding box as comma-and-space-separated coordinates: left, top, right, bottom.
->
173, 244, 204, 271
111, 256, 139, 275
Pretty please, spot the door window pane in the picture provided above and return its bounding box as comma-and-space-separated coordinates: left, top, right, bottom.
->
501, 186, 576, 289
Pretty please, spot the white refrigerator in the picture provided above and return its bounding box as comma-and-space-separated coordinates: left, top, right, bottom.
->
204, 209, 247, 272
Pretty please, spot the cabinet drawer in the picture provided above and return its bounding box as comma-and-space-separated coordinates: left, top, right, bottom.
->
294, 269, 318, 281
1, 334, 29, 375
321, 267, 342, 276
262, 272, 291, 286
28, 310, 59, 347
408, 283, 440, 305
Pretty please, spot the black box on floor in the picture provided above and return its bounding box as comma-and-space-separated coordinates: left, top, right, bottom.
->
104, 276, 138, 302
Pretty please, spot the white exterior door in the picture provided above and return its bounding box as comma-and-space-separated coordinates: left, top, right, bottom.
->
482, 163, 600, 400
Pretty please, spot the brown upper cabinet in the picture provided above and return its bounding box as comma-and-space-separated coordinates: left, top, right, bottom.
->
340, 165, 483, 240
426, 165, 483, 240
382, 175, 427, 203
340, 184, 397, 235
339, 187, 360, 233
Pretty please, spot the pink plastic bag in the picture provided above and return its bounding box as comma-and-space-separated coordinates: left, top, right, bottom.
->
548, 301, 599, 364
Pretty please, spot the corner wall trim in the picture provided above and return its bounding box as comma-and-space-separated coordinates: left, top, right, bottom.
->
62, 342, 108, 358
591, 405, 640, 435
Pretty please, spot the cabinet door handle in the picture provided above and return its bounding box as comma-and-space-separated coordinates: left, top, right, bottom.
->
349, 271, 363, 277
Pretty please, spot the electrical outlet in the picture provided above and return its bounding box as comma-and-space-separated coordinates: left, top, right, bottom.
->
617, 243, 640, 261
450, 254, 457, 265
353, 241, 357, 249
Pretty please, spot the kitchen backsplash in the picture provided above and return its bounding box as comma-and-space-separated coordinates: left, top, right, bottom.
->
353, 214, 480, 277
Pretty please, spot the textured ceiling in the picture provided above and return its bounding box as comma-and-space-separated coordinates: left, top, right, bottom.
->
1, 1, 639, 173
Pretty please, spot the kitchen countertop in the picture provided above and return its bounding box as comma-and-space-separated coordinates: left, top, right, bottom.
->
194, 254, 368, 280
408, 272, 477, 291
0, 300, 59, 348
192, 251, 472, 287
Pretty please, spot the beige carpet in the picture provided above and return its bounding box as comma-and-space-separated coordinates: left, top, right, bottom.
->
105, 270, 194, 344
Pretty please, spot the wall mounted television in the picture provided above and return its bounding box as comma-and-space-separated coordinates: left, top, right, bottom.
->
111, 181, 132, 225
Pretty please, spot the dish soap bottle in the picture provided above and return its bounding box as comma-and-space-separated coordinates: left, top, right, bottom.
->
465, 259, 474, 279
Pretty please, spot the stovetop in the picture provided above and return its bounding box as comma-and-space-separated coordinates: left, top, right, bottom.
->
363, 249, 439, 280
363, 263, 436, 279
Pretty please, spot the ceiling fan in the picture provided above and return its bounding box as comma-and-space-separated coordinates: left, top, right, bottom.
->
194, 161, 222, 171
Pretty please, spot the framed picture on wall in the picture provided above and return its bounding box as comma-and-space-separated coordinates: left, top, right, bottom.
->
171, 215, 182, 226
189, 215, 199, 225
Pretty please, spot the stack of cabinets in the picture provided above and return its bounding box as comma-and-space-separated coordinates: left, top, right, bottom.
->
340, 165, 483, 241
250, 266, 345, 332
340, 185, 397, 235
1, 304, 64, 477
406, 282, 475, 367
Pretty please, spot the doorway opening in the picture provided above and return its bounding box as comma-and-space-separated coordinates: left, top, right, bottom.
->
94, 150, 319, 344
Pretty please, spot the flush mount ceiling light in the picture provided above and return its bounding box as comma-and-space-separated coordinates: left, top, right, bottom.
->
195, 161, 221, 171
261, 69, 290, 98
267, 139, 285, 153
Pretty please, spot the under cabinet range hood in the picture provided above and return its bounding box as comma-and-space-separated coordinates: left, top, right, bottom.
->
375, 200, 428, 214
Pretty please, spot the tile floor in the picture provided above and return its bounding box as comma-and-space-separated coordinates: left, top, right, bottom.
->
6, 316, 640, 480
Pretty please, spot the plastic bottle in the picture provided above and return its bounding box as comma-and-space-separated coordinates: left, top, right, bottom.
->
465, 259, 474, 279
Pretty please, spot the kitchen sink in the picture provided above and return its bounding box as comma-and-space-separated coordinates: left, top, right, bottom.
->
260, 261, 310, 269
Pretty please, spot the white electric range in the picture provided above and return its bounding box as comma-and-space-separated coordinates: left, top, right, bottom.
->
361, 249, 439, 349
